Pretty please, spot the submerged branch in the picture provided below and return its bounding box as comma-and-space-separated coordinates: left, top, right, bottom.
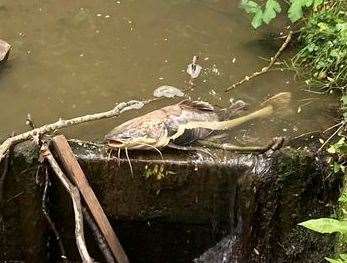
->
199, 137, 284, 153
83, 207, 115, 263
40, 144, 93, 263
0, 99, 153, 163
41, 168, 68, 262
225, 31, 293, 91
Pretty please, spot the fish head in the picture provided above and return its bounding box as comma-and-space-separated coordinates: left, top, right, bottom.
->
105, 117, 167, 150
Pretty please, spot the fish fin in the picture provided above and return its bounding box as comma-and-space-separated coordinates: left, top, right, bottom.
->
178, 100, 215, 111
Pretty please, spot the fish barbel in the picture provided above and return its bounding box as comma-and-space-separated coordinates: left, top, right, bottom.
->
105, 92, 291, 150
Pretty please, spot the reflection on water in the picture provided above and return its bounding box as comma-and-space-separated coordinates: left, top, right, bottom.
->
0, 0, 336, 144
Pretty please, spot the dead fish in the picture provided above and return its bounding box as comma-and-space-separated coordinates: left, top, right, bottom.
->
105, 92, 291, 150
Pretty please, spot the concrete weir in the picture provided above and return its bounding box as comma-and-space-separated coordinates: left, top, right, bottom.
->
0, 140, 342, 262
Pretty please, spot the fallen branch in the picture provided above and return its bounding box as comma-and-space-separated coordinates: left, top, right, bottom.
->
42, 168, 68, 263
0, 99, 153, 163
52, 135, 129, 263
199, 137, 284, 154
0, 132, 15, 207
40, 144, 93, 263
225, 31, 293, 91
83, 207, 115, 263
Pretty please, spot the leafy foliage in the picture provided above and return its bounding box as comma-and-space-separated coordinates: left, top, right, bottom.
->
343, 95, 347, 122
328, 138, 347, 155
240, 0, 324, 28
240, 0, 281, 28
325, 254, 347, 263
299, 218, 347, 234
299, 218, 347, 262
294, 6, 347, 90
288, 0, 324, 22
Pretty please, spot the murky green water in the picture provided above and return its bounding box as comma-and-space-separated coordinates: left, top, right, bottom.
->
0, 0, 336, 144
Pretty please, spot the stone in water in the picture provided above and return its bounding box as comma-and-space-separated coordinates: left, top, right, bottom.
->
0, 39, 10, 63
153, 85, 185, 98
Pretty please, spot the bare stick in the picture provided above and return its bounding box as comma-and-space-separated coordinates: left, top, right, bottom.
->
0, 99, 152, 162
225, 31, 293, 91
26, 113, 36, 129
40, 145, 93, 263
0, 132, 15, 206
0, 148, 10, 205
52, 135, 129, 263
199, 137, 284, 153
42, 168, 68, 263
318, 122, 346, 152
83, 207, 115, 263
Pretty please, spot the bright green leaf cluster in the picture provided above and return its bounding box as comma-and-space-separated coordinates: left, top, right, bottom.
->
327, 138, 347, 155
240, 0, 325, 28
240, 0, 281, 28
294, 6, 347, 91
288, 0, 324, 22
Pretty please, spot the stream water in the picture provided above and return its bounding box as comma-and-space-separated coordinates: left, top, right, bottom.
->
0, 1, 341, 262
0, 0, 337, 144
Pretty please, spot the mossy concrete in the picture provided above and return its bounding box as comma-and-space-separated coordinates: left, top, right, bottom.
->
0, 140, 342, 262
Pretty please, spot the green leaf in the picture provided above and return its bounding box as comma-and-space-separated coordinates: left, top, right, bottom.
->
288, 0, 322, 22
338, 191, 347, 203
313, 0, 324, 8
240, 0, 265, 28
333, 162, 342, 173
325, 254, 347, 263
252, 9, 264, 28
240, 0, 261, 14
288, 0, 306, 22
299, 218, 347, 234
342, 95, 347, 105
325, 257, 343, 263
263, 0, 282, 24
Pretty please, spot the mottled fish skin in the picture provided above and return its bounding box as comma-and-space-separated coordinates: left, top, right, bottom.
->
105, 99, 247, 149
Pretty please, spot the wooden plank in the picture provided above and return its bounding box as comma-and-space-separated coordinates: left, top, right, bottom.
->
52, 135, 129, 263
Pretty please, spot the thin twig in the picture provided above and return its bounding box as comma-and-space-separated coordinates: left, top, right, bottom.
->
83, 207, 115, 263
0, 99, 153, 162
0, 132, 15, 207
0, 147, 10, 205
42, 167, 68, 263
40, 144, 93, 263
323, 121, 344, 133
318, 122, 346, 152
199, 137, 284, 153
26, 113, 36, 129
225, 31, 293, 91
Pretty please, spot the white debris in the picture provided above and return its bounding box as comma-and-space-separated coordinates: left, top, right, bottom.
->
187, 56, 202, 79
153, 85, 185, 98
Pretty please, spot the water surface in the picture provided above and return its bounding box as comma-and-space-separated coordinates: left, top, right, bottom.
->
0, 0, 336, 144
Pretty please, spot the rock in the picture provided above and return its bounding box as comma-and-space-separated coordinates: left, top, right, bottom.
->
0, 39, 11, 63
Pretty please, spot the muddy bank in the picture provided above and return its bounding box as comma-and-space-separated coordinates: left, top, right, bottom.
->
0, 140, 342, 262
